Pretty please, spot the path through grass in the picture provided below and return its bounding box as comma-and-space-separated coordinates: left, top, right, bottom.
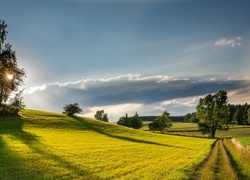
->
198, 139, 237, 180
198, 138, 250, 180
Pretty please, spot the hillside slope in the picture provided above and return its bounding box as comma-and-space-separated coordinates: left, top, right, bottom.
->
0, 109, 215, 179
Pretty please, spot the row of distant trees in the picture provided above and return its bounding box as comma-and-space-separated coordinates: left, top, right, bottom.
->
117, 111, 172, 132
228, 103, 250, 125
62, 103, 172, 132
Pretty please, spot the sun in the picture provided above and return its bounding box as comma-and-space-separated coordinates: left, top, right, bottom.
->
6, 74, 13, 80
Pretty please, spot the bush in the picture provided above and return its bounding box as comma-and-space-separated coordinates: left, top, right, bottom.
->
0, 92, 25, 116
0, 104, 19, 116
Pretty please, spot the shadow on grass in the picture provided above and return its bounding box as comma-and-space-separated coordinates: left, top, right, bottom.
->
0, 115, 101, 179
73, 116, 187, 149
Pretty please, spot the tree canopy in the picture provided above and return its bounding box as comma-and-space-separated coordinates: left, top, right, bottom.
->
117, 112, 142, 129
94, 110, 109, 122
0, 19, 26, 115
196, 90, 230, 138
62, 103, 82, 116
148, 111, 172, 133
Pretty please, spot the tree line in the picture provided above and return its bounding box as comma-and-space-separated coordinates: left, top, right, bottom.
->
228, 103, 250, 125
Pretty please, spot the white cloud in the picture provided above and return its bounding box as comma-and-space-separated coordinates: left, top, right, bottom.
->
26, 84, 47, 94
214, 37, 242, 47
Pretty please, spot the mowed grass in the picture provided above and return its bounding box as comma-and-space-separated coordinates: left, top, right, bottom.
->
0, 110, 215, 179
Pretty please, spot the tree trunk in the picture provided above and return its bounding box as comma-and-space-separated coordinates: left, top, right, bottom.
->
210, 129, 216, 138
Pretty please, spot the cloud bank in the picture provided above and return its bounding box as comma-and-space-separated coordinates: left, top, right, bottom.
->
24, 74, 250, 121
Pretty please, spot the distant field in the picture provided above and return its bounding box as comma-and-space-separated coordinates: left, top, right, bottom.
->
0, 110, 215, 179
142, 122, 250, 138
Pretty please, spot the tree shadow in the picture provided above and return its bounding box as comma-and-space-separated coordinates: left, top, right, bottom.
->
73, 116, 187, 149
0, 116, 101, 179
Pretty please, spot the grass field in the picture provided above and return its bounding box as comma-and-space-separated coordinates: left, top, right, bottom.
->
143, 122, 250, 138
0, 110, 215, 179
236, 137, 250, 146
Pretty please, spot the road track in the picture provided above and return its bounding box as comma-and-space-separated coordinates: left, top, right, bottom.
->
197, 139, 238, 180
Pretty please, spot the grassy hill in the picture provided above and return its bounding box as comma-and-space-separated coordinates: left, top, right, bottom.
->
0, 109, 215, 179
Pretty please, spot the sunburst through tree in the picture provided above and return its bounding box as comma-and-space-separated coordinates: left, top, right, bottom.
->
0, 19, 26, 115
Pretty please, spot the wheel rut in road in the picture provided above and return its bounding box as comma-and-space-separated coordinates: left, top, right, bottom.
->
197, 139, 238, 180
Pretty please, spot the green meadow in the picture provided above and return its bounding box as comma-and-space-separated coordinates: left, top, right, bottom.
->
166, 123, 250, 138
0, 110, 215, 179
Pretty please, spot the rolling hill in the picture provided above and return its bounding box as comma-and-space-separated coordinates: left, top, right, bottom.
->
0, 109, 215, 179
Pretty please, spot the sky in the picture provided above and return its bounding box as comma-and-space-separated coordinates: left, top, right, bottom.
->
1, 0, 250, 121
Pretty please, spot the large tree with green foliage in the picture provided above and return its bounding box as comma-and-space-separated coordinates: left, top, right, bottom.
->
62, 103, 82, 116
196, 90, 230, 138
0, 20, 26, 115
148, 111, 172, 133
94, 110, 109, 122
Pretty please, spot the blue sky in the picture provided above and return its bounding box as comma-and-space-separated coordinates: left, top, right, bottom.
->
1, 0, 250, 121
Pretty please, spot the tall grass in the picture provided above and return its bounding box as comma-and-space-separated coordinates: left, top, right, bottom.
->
224, 139, 250, 179
0, 110, 216, 179
236, 137, 250, 147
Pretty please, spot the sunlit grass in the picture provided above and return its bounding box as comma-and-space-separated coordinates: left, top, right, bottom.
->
224, 139, 250, 179
199, 140, 237, 180
0, 109, 215, 179
236, 137, 250, 146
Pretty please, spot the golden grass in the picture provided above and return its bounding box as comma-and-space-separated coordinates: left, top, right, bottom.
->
0, 109, 216, 179
224, 139, 250, 179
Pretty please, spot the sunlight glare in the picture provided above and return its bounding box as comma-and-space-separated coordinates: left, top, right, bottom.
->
7, 74, 13, 80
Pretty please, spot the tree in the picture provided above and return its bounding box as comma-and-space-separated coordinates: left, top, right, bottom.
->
232, 107, 241, 124
129, 112, 142, 129
196, 90, 230, 138
0, 20, 26, 116
117, 112, 142, 129
117, 113, 129, 126
247, 108, 250, 125
148, 111, 172, 133
0, 20, 26, 106
62, 103, 82, 116
184, 112, 199, 123
94, 110, 109, 122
